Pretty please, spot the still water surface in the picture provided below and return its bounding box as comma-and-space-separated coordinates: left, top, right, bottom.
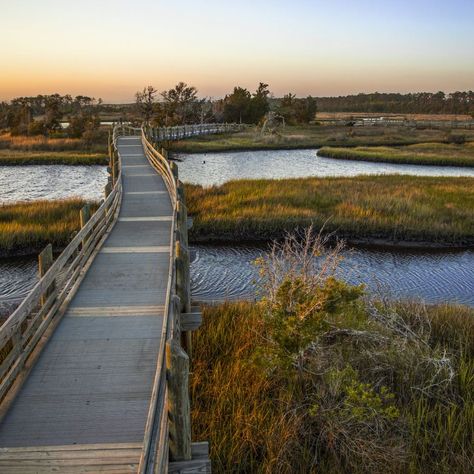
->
1, 151, 473, 317
176, 149, 474, 186
0, 165, 108, 203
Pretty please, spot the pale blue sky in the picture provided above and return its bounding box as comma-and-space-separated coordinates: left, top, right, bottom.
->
1, 0, 473, 101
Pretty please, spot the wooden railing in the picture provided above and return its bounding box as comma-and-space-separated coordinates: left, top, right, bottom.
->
0, 127, 123, 419
138, 126, 197, 473
146, 122, 244, 142
115, 123, 203, 472
0, 122, 211, 472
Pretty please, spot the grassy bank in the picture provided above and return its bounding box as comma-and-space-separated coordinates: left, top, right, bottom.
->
185, 175, 474, 247
192, 299, 474, 473
319, 142, 474, 167
0, 132, 107, 154
0, 199, 97, 257
0, 150, 108, 166
170, 125, 474, 154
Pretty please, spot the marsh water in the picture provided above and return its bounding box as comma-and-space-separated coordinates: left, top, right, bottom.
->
190, 244, 474, 305
175, 148, 474, 186
1, 150, 474, 316
0, 165, 108, 203
2, 244, 474, 317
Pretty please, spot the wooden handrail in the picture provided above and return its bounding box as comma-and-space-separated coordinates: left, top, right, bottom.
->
0, 122, 216, 472
0, 126, 124, 418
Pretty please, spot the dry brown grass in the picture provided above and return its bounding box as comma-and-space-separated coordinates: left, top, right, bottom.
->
185, 175, 474, 246
191, 233, 474, 473
319, 142, 474, 167
317, 112, 474, 121
0, 199, 97, 256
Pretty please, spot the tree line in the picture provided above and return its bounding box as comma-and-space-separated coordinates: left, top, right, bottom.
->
316, 91, 474, 115
135, 82, 317, 126
0, 94, 103, 138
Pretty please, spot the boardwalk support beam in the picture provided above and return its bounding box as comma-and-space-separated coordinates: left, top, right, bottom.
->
166, 339, 192, 462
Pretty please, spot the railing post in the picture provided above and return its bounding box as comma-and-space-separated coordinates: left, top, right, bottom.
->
104, 177, 112, 199
175, 241, 191, 314
170, 162, 179, 182
166, 339, 192, 462
80, 204, 91, 249
112, 150, 119, 184
38, 244, 54, 306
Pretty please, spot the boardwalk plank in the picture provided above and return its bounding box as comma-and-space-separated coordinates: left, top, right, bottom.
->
0, 136, 173, 448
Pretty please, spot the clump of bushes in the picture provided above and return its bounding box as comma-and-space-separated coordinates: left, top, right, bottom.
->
445, 133, 466, 145
191, 229, 474, 473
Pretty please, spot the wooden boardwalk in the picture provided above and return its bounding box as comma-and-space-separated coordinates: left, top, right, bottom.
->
0, 136, 173, 471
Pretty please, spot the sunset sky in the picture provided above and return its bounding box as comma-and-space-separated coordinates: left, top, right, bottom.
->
1, 0, 473, 102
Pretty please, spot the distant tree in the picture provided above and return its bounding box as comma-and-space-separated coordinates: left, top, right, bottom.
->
159, 82, 200, 125
0, 102, 9, 130
294, 95, 317, 123
316, 91, 474, 114
9, 97, 33, 135
43, 94, 64, 133
135, 86, 158, 122
223, 87, 252, 123
249, 82, 270, 123
277, 93, 317, 124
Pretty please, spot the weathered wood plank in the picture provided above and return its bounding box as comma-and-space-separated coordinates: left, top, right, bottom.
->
166, 340, 191, 462
180, 311, 202, 332
168, 459, 211, 474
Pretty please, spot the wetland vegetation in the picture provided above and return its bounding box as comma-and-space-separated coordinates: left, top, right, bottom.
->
191, 232, 474, 473
185, 175, 474, 247
0, 199, 97, 257
319, 142, 474, 168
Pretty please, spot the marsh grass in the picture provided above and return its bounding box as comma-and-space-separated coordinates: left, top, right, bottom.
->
319, 142, 474, 167
185, 175, 474, 246
191, 232, 474, 473
0, 199, 98, 256
0, 132, 106, 154
0, 150, 108, 165
193, 301, 474, 473
170, 125, 474, 154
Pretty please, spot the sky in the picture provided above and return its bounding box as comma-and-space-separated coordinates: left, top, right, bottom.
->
0, 0, 473, 102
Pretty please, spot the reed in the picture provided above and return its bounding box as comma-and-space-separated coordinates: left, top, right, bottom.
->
170, 125, 474, 154
0, 199, 98, 256
319, 142, 474, 167
185, 175, 474, 246
0, 150, 108, 165
191, 230, 474, 474
0, 132, 106, 153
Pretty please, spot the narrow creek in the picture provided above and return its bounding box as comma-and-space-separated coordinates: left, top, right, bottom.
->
1, 150, 473, 317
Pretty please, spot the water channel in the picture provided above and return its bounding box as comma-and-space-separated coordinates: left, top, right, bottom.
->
1, 150, 473, 316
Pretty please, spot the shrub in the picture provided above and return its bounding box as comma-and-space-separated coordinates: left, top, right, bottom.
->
191, 229, 474, 473
445, 133, 466, 145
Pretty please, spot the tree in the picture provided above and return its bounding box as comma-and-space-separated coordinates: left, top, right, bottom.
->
277, 94, 317, 124
223, 87, 252, 123
43, 94, 64, 133
135, 86, 158, 122
294, 96, 317, 123
9, 97, 33, 135
160, 82, 200, 125
0, 102, 10, 130
249, 82, 270, 123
